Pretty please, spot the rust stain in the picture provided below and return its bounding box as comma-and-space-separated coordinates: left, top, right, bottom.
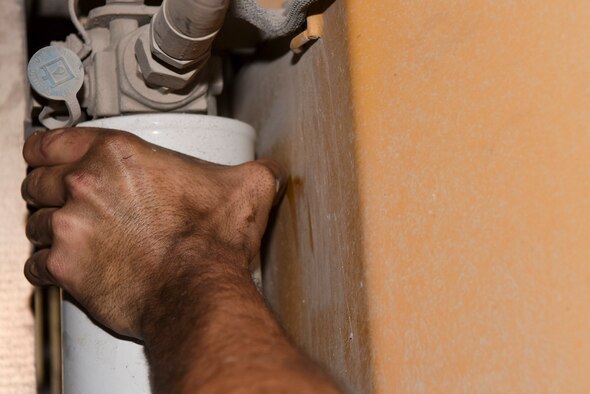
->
285, 176, 304, 250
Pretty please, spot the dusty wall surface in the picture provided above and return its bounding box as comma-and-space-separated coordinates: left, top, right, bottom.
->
232, 2, 372, 392
345, 0, 590, 392
0, 0, 36, 392
236, 0, 590, 392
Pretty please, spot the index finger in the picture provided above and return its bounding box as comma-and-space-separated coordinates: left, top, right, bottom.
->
23, 128, 99, 167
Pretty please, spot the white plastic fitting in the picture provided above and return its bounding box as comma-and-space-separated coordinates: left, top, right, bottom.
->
64, 114, 255, 394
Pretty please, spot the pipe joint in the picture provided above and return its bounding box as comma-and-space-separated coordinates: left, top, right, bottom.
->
134, 0, 227, 89
152, 0, 223, 61
151, 6, 217, 64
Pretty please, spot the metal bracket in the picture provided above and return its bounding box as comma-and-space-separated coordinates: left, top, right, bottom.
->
85, 3, 159, 29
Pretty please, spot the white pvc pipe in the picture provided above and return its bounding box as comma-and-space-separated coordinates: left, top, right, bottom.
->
64, 114, 255, 393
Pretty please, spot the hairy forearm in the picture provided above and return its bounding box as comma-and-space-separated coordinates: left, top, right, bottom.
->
21, 129, 336, 392
141, 250, 340, 393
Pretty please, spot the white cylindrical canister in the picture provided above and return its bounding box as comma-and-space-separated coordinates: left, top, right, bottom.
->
63, 114, 256, 393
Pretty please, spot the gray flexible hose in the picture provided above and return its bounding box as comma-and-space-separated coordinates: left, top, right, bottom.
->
231, 0, 322, 39
166, 0, 230, 38
153, 0, 317, 62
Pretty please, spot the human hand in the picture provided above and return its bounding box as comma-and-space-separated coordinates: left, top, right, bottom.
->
21, 128, 284, 339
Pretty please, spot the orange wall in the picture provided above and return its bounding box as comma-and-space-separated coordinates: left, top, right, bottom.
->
346, 0, 590, 391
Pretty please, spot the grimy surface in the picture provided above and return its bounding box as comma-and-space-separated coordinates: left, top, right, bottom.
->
236, 0, 590, 392
0, 0, 35, 392
233, 2, 373, 392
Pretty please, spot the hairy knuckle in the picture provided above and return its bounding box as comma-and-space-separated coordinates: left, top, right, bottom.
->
45, 252, 64, 283
27, 168, 40, 190
38, 137, 52, 161
99, 132, 139, 159
64, 169, 96, 196
51, 210, 71, 237
216, 162, 280, 245
243, 162, 277, 200
38, 129, 65, 160
101, 131, 126, 146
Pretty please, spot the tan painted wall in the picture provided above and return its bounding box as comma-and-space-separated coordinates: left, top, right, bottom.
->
236, 0, 590, 392
0, 0, 36, 391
